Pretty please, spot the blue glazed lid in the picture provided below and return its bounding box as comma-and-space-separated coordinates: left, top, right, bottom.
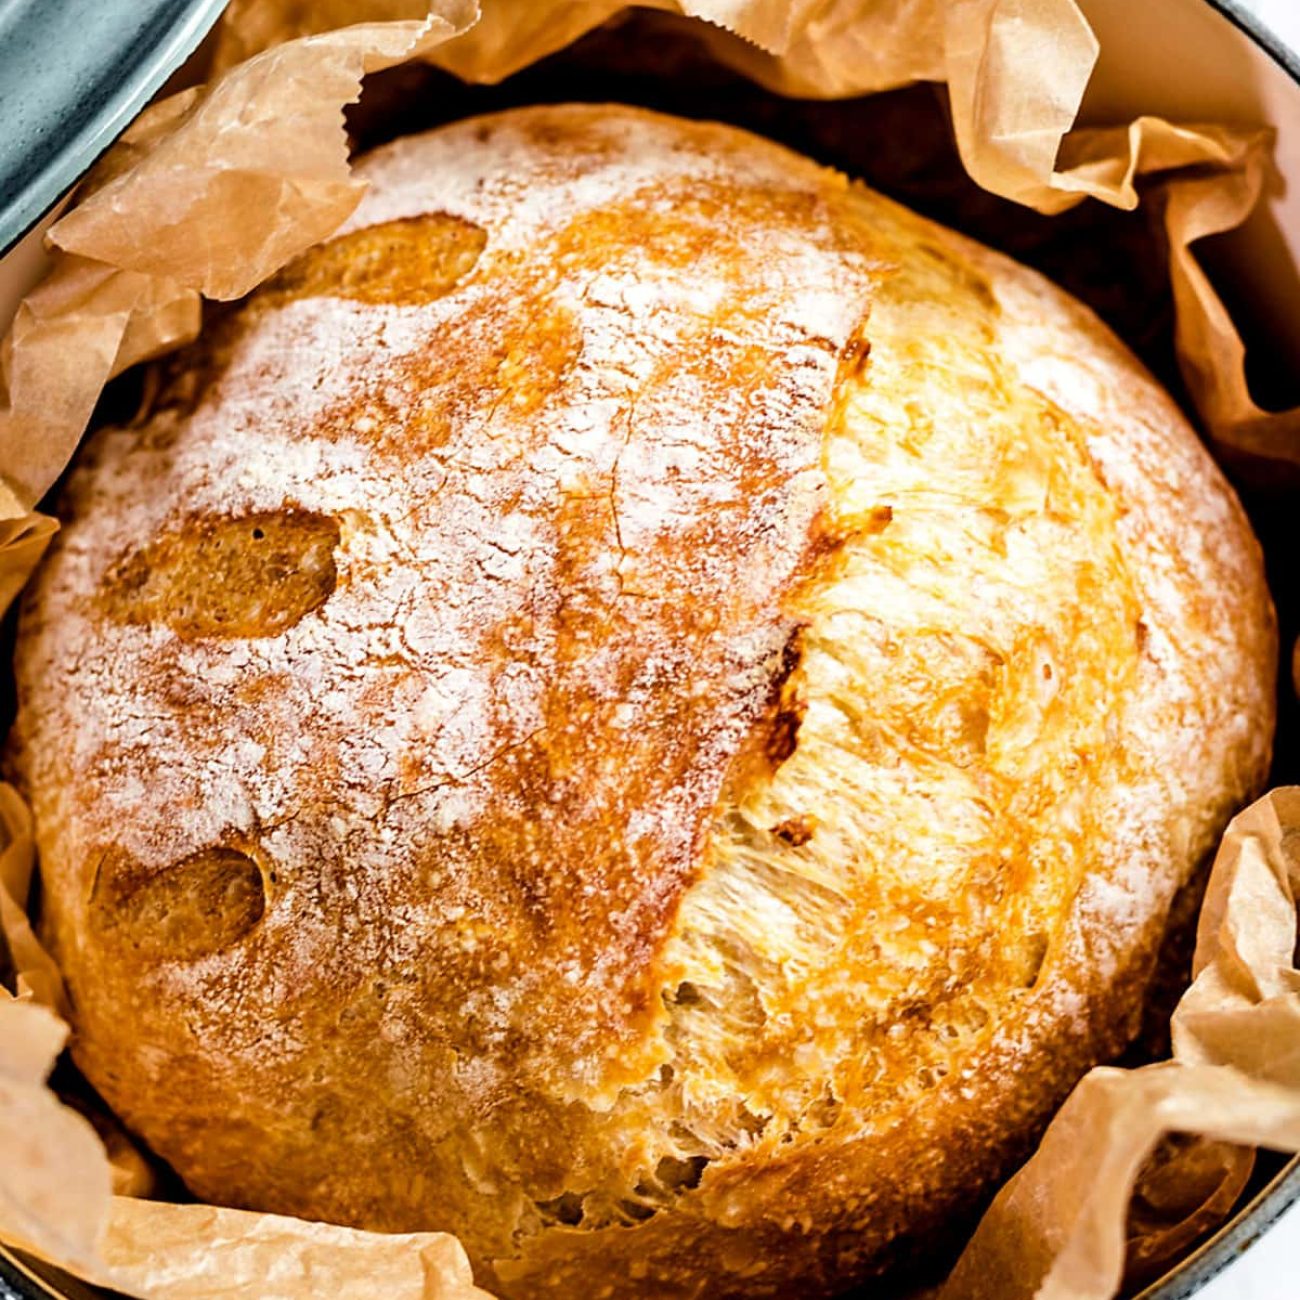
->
0, 0, 228, 255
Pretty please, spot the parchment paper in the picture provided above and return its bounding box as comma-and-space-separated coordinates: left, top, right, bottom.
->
1, 2, 1299, 1298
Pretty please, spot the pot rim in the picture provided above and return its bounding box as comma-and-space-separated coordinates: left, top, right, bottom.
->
0, 0, 229, 258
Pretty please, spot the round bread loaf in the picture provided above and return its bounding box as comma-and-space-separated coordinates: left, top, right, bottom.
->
10, 104, 1275, 1296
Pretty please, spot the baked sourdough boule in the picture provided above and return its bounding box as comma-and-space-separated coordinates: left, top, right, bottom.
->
10, 104, 1275, 1297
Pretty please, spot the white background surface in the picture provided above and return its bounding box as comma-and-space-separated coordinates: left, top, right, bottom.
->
1193, 6, 1297, 1294
1198, 1192, 1300, 1298
1246, 0, 1300, 49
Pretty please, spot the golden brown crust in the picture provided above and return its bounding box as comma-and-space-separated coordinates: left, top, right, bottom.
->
8, 105, 1275, 1297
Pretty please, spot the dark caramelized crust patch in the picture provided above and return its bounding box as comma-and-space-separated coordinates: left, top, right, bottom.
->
770, 815, 816, 847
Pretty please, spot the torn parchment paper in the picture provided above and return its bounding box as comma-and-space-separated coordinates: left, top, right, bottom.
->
1, 2, 1299, 1298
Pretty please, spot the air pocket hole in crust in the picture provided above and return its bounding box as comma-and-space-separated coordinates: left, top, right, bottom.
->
653, 1154, 708, 1192
534, 1191, 585, 1227
90, 846, 265, 962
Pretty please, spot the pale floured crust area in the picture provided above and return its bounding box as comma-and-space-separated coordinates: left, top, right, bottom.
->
8, 106, 1274, 1298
